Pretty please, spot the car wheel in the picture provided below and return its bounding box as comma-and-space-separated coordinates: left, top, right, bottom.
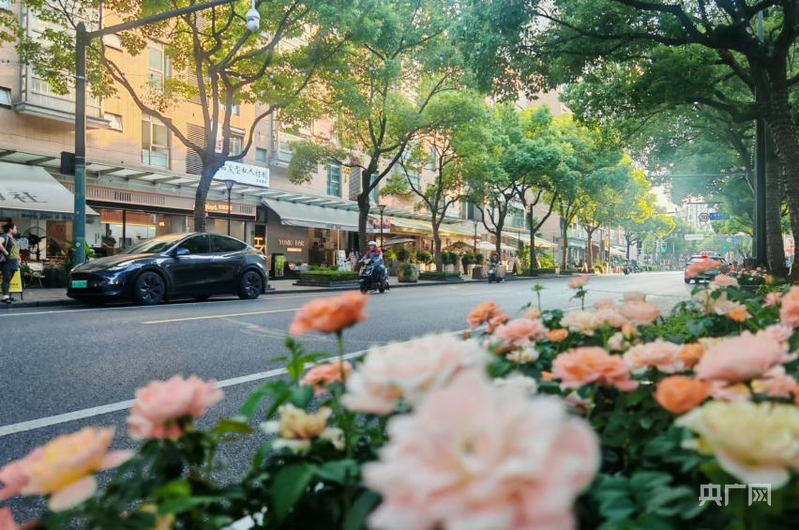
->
238, 270, 263, 300
684, 278, 691, 284
134, 271, 165, 305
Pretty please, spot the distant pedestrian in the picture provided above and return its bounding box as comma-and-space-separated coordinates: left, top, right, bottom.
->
349, 249, 360, 270
1, 222, 20, 304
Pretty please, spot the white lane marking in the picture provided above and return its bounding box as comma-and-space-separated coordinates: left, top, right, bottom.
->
143, 307, 302, 325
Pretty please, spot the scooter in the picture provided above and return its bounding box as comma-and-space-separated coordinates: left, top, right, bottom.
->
488, 262, 505, 284
359, 260, 390, 294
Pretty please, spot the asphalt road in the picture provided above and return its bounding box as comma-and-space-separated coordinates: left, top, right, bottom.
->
0, 271, 689, 522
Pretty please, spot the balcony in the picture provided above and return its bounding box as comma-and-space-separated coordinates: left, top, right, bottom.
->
14, 66, 108, 129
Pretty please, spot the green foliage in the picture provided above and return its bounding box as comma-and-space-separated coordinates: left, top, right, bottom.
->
298, 271, 358, 283
419, 251, 433, 264
382, 248, 397, 262
396, 247, 411, 262
419, 271, 462, 280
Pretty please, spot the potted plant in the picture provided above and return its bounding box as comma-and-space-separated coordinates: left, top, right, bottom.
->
397, 262, 419, 283
461, 252, 475, 276
396, 247, 411, 263
383, 248, 398, 276
473, 253, 486, 279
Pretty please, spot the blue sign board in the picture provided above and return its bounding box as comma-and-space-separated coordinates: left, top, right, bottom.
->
708, 212, 728, 221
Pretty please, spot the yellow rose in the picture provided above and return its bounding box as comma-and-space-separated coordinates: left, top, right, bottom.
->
677, 401, 799, 488
262, 405, 343, 452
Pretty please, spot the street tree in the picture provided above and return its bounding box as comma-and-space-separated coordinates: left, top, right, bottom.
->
381, 92, 490, 271
12, 0, 364, 231
286, 0, 462, 250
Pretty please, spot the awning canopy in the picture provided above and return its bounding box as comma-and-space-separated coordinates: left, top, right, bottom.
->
502, 231, 557, 248
0, 161, 97, 216
383, 237, 416, 247
263, 198, 359, 231
477, 241, 515, 251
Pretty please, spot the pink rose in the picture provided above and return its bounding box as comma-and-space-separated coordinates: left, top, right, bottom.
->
343, 334, 487, 415
623, 340, 684, 374
695, 332, 792, 382
619, 301, 660, 325
128, 375, 223, 440
493, 318, 549, 348
0, 508, 18, 530
712, 274, 739, 288
590, 309, 629, 329
20, 428, 131, 511
0, 448, 43, 501
709, 382, 752, 402
364, 372, 599, 530
569, 274, 590, 289
765, 292, 782, 307
301, 361, 352, 395
552, 347, 639, 392
594, 299, 616, 310
752, 366, 797, 399
780, 286, 799, 328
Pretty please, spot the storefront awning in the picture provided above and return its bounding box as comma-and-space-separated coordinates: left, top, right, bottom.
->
264, 198, 359, 231
0, 161, 97, 216
503, 231, 557, 248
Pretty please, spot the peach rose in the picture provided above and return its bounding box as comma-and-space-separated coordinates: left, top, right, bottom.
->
757, 324, 795, 347
561, 310, 596, 335
548, 328, 569, 343
726, 306, 750, 323
0, 449, 43, 501
695, 332, 793, 382
623, 340, 684, 374
552, 347, 638, 392
301, 361, 352, 395
765, 292, 782, 307
541, 371, 554, 381
685, 259, 717, 279
654, 376, 710, 415
364, 372, 599, 530
619, 301, 660, 326
0, 508, 17, 530
780, 286, 799, 328
524, 308, 541, 319
22, 428, 132, 511
289, 292, 367, 336
262, 404, 343, 453
623, 291, 646, 302
679, 343, 705, 368
608, 332, 629, 352
493, 318, 549, 348
127, 375, 223, 440
486, 314, 510, 333
569, 274, 590, 289
590, 308, 629, 329
467, 301, 504, 330
752, 366, 798, 399
713, 274, 739, 288
343, 334, 487, 414
710, 382, 752, 402
506, 348, 539, 364
594, 299, 616, 310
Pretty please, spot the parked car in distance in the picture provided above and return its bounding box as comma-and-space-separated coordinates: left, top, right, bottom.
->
67, 233, 268, 305
684, 254, 726, 284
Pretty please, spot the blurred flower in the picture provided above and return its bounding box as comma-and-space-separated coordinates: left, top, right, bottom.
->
547, 328, 569, 343
654, 376, 710, 415
757, 324, 795, 348
695, 332, 794, 383
590, 308, 629, 329
541, 371, 553, 381
0, 508, 17, 530
677, 401, 799, 488
710, 382, 752, 402
486, 314, 510, 333
552, 347, 638, 392
569, 274, 590, 289
713, 274, 739, 288
623, 291, 646, 302
493, 318, 548, 348
619, 301, 660, 326
262, 405, 343, 453
493, 373, 538, 395
561, 310, 596, 335
364, 372, 599, 530
765, 292, 782, 307
301, 361, 352, 396
289, 292, 367, 336
780, 286, 799, 328
623, 340, 684, 374
752, 366, 797, 399
128, 376, 223, 440
524, 308, 541, 319
594, 299, 616, 310
685, 259, 717, 279
506, 348, 538, 364
726, 305, 750, 323
679, 343, 705, 368
608, 332, 629, 352
0, 448, 43, 501
22, 428, 132, 511
343, 334, 487, 415
467, 301, 504, 330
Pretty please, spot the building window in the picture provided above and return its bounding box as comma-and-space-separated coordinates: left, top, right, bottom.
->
103, 34, 123, 50
229, 134, 243, 156
369, 173, 379, 203
106, 112, 123, 131
148, 46, 170, 88
327, 163, 342, 197
223, 103, 240, 116
255, 147, 268, 163
278, 142, 293, 163
141, 114, 170, 168
0, 87, 11, 107
428, 146, 436, 170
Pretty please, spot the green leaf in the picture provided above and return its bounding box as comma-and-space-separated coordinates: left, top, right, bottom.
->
315, 459, 359, 484
212, 419, 254, 436
289, 385, 315, 409
271, 463, 316, 524
344, 490, 381, 530
153, 478, 191, 499
157, 496, 217, 515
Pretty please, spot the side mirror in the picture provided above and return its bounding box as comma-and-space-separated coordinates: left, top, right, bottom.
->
175, 247, 190, 257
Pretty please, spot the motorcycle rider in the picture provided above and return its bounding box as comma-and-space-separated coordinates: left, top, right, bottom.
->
360, 241, 386, 287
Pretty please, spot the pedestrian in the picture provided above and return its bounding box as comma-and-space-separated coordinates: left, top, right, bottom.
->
349, 248, 360, 270
1, 222, 20, 304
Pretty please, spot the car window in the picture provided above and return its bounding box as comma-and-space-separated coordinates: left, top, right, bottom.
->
211, 235, 246, 253
177, 235, 210, 254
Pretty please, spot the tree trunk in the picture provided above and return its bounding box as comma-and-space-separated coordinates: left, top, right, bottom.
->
357, 190, 371, 253
763, 87, 799, 280
529, 208, 538, 269
194, 165, 217, 233
625, 236, 631, 260
495, 235, 502, 258
586, 229, 594, 270
560, 220, 568, 271
764, 131, 788, 277
432, 221, 443, 272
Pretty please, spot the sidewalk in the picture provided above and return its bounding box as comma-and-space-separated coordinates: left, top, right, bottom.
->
3, 275, 560, 309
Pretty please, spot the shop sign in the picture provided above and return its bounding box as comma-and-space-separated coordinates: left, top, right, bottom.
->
278, 239, 305, 248
214, 162, 270, 188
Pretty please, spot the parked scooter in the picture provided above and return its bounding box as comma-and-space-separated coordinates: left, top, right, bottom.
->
359, 259, 390, 294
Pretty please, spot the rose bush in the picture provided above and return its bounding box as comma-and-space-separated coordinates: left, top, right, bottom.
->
1, 283, 798, 529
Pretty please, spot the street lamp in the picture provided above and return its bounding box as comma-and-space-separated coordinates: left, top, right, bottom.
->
224, 179, 236, 235
72, 0, 258, 265
473, 219, 478, 253
377, 204, 387, 249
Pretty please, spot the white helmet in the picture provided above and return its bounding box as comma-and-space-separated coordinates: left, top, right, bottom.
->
367, 241, 378, 247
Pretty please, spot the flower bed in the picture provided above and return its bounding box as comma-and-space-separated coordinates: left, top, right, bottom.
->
2, 277, 798, 529
296, 270, 359, 285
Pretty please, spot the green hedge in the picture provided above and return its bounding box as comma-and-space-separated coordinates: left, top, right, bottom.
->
524, 267, 557, 275
419, 272, 462, 281
298, 271, 359, 282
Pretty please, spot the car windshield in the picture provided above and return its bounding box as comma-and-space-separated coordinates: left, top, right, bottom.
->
123, 234, 185, 255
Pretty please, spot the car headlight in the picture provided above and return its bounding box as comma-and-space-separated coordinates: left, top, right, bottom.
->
107, 262, 132, 271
